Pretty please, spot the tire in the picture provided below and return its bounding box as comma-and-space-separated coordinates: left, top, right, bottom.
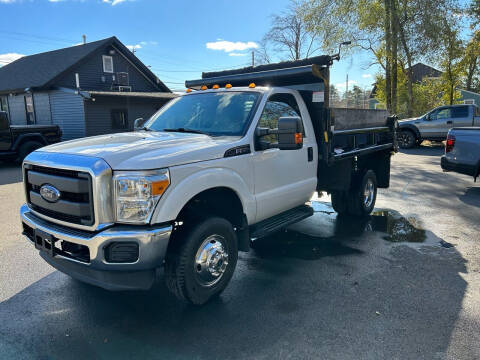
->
331, 191, 348, 215
347, 170, 377, 217
17, 141, 44, 163
165, 217, 238, 305
398, 130, 417, 149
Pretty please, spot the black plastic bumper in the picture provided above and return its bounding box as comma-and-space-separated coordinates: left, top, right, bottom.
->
441, 156, 477, 177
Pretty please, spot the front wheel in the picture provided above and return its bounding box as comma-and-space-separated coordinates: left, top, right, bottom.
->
398, 130, 417, 149
165, 217, 238, 305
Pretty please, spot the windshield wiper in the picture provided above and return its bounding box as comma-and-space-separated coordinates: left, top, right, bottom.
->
163, 128, 209, 136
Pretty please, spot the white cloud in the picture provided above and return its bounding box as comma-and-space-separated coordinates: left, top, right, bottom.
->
0, 0, 18, 3
126, 44, 142, 51
362, 74, 372, 78
103, 0, 134, 5
206, 40, 258, 53
0, 53, 25, 66
229, 52, 247, 57
335, 80, 358, 89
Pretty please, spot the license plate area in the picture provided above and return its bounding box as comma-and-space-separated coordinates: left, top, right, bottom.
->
34, 229, 56, 257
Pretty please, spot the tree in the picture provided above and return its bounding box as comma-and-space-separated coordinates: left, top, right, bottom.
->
260, 0, 319, 62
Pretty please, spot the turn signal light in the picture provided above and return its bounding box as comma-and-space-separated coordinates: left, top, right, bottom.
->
225, 83, 232, 89
201, 85, 208, 90
249, 83, 256, 88
212, 84, 220, 89
295, 133, 303, 144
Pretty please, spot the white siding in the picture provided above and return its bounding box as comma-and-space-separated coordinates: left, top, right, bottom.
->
49, 90, 86, 140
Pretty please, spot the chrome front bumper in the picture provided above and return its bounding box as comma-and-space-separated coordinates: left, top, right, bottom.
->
20, 204, 173, 290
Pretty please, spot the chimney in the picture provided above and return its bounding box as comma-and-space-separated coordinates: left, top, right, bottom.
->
82, 35, 86, 45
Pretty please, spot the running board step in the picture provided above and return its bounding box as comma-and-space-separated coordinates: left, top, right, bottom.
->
250, 205, 314, 239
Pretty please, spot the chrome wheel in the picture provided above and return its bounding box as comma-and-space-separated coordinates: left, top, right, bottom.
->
364, 179, 375, 208
194, 235, 229, 287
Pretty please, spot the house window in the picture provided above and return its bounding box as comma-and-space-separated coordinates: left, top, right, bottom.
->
111, 109, 128, 130
102, 55, 114, 73
24, 94, 35, 125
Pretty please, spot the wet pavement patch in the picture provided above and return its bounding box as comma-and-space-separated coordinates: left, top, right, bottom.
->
252, 202, 427, 260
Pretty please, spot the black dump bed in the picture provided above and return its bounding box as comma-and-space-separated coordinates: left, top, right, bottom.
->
186, 56, 397, 192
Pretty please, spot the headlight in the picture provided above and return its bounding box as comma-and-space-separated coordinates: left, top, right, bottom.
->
113, 169, 170, 224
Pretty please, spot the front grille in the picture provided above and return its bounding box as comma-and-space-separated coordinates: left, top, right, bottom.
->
25, 165, 95, 226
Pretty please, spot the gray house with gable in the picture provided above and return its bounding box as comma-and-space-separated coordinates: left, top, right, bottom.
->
0, 37, 176, 140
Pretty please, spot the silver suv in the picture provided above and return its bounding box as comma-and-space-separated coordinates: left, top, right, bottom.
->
398, 104, 480, 148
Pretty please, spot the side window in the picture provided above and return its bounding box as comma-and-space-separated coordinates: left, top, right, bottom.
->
432, 108, 451, 121
111, 109, 128, 130
451, 106, 469, 118
257, 93, 301, 144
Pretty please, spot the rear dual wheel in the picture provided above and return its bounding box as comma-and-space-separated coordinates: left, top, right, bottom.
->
331, 170, 377, 217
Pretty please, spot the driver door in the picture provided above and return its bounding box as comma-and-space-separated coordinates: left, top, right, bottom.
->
252, 91, 317, 222
423, 107, 451, 138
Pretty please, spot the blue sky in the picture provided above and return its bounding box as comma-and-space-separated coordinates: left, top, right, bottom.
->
0, 0, 379, 93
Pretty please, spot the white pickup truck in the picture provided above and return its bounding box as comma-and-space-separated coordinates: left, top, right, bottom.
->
20, 56, 397, 304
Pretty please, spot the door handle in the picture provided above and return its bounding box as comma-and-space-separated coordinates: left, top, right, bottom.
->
446, 121, 453, 124
308, 147, 313, 162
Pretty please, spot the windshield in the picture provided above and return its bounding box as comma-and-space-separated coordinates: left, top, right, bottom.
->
146, 91, 261, 136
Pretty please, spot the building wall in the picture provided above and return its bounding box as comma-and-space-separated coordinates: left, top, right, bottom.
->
49, 90, 86, 140
33, 93, 52, 125
459, 90, 480, 105
55, 46, 160, 92
7, 94, 27, 125
6, 92, 52, 125
84, 96, 168, 137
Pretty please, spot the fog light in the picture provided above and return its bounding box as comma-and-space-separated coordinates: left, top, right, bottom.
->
105, 242, 139, 263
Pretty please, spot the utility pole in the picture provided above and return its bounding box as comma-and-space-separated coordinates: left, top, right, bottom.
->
252, 50, 255, 67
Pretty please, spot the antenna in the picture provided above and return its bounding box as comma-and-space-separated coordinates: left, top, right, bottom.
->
82, 35, 86, 45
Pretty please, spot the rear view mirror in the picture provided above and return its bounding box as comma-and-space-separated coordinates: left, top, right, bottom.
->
134, 118, 147, 131
277, 116, 303, 150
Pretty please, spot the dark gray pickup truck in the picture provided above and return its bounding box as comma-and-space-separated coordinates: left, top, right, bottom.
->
398, 104, 480, 148
0, 111, 62, 162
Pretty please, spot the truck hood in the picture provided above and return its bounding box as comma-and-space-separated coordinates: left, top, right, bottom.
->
41, 131, 240, 170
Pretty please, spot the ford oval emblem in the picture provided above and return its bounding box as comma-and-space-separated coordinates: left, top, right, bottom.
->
40, 184, 61, 203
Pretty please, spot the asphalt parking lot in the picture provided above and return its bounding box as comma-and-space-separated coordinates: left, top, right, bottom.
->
1, 145, 479, 360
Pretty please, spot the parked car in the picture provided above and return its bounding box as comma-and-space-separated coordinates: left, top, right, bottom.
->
0, 111, 62, 162
19, 56, 397, 305
398, 104, 480, 148
441, 127, 480, 181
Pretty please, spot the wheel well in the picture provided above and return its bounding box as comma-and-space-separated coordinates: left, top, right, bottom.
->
176, 187, 244, 229
14, 135, 47, 150
400, 127, 419, 141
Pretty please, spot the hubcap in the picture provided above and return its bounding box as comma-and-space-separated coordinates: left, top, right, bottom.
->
364, 179, 375, 208
194, 235, 229, 287
398, 132, 411, 147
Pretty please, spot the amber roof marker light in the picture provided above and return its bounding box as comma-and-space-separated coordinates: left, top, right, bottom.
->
225, 84, 232, 89
201, 85, 208, 90
212, 84, 220, 89
186, 88, 192, 93
249, 83, 256, 88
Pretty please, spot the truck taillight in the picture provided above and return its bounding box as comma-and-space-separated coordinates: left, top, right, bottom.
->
445, 134, 455, 153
